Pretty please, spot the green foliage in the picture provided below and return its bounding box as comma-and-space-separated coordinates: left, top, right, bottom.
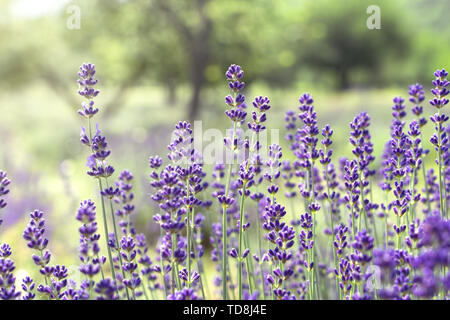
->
0, 0, 448, 96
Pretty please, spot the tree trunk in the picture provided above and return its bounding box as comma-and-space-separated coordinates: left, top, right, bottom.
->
188, 80, 201, 122
166, 82, 177, 106
186, 0, 211, 121
339, 66, 350, 90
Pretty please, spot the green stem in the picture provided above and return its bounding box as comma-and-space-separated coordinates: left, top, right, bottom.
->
191, 234, 207, 299
159, 228, 168, 298
243, 231, 255, 294
397, 214, 401, 250
384, 191, 389, 248
86, 118, 117, 292
255, 205, 266, 300
141, 279, 150, 300
227, 260, 237, 300
324, 170, 340, 299
359, 175, 367, 232
39, 248, 49, 287
96, 253, 105, 281
97, 179, 118, 290
420, 149, 432, 214
437, 108, 445, 219
105, 178, 130, 300
221, 121, 237, 300
186, 177, 192, 288
310, 163, 317, 300
369, 182, 379, 248
171, 232, 182, 291
238, 182, 247, 300
408, 171, 415, 225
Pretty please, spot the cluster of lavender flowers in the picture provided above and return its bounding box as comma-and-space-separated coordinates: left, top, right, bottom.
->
0, 63, 449, 300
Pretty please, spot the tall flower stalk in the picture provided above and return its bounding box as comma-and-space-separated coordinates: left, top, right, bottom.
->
297, 93, 320, 299
409, 83, 431, 214
319, 124, 340, 297
76, 199, 104, 297
77, 63, 130, 299
429, 69, 449, 219
0, 171, 10, 229
231, 95, 271, 299
221, 64, 246, 299
0, 177, 20, 300
234, 161, 254, 299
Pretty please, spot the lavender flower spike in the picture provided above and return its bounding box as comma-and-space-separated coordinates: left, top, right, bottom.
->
0, 244, 21, 300
0, 171, 11, 227
429, 69, 449, 219
76, 63, 127, 299
220, 64, 247, 300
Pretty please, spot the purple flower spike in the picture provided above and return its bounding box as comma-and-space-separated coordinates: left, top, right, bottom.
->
0, 244, 21, 300
77, 200, 103, 287
0, 170, 11, 226
428, 68, 449, 220
430, 69, 449, 109
78, 63, 100, 100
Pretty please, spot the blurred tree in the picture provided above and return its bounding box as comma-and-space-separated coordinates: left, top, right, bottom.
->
155, 0, 212, 119
2, 0, 448, 119
64, 0, 208, 120
298, 0, 410, 89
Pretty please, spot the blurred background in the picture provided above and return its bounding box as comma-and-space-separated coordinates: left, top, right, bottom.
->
0, 0, 449, 279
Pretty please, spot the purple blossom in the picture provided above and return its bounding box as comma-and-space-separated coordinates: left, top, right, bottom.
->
76, 200, 103, 284
0, 244, 20, 300
77, 63, 100, 101
0, 171, 10, 226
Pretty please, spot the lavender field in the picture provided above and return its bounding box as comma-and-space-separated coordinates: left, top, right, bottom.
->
0, 63, 448, 300
0, 0, 449, 302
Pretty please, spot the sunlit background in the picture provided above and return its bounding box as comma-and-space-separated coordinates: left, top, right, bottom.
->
0, 0, 449, 284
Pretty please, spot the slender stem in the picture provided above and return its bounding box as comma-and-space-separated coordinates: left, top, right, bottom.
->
97, 179, 117, 291
255, 203, 266, 300
39, 248, 49, 287
141, 279, 150, 300
350, 202, 356, 240
437, 108, 446, 219
191, 231, 207, 299
222, 121, 237, 300
131, 286, 136, 300
238, 182, 247, 300
243, 231, 255, 294
171, 232, 181, 291
421, 150, 432, 214
86, 118, 117, 291
384, 191, 389, 248
359, 175, 367, 232
96, 253, 105, 281
105, 178, 130, 300
227, 259, 237, 299
252, 132, 266, 300
369, 182, 379, 248
221, 199, 229, 300
313, 213, 321, 300
159, 228, 168, 298
186, 177, 192, 288
408, 171, 415, 225
415, 129, 429, 217
310, 162, 317, 300
324, 169, 340, 299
